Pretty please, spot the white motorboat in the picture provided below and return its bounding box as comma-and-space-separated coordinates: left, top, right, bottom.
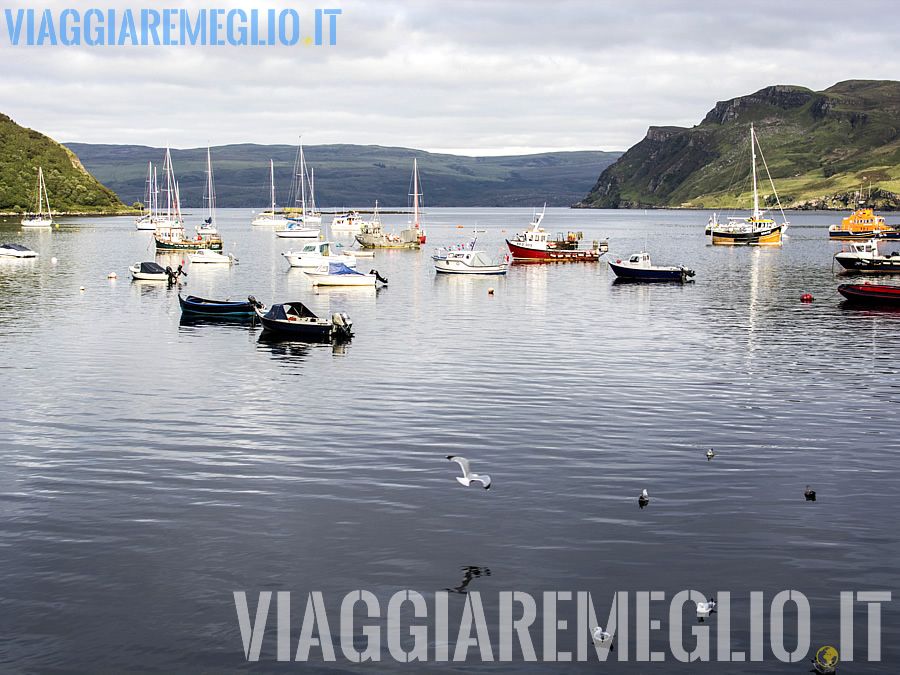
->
303, 262, 386, 287
129, 261, 185, 281
331, 211, 364, 232
21, 167, 55, 229
0, 243, 38, 258
282, 241, 356, 268
433, 235, 509, 275
188, 249, 236, 264
252, 160, 289, 226
275, 221, 320, 238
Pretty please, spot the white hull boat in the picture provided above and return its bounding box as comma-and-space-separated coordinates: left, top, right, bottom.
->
275, 222, 320, 238
253, 160, 288, 225
282, 241, 356, 268
303, 262, 386, 286
0, 244, 38, 258
188, 249, 236, 264
433, 246, 508, 275
21, 166, 55, 229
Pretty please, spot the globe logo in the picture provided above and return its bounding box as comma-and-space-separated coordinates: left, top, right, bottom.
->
301, 36, 313, 47
816, 645, 839, 668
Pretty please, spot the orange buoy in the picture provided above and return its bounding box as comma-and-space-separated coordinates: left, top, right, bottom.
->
488, 288, 494, 295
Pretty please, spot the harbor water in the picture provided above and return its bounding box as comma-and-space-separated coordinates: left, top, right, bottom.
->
0, 208, 898, 672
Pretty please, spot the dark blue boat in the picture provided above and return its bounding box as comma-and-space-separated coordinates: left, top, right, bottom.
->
178, 294, 257, 317
608, 252, 695, 282
254, 300, 353, 341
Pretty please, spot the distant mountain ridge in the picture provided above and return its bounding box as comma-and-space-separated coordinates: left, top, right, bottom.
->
64, 142, 621, 209
0, 114, 124, 213
578, 79, 900, 210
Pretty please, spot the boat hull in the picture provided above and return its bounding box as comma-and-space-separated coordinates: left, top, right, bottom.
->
837, 283, 900, 305
434, 259, 508, 274
304, 273, 375, 286
829, 230, 900, 240
608, 260, 692, 281
155, 237, 223, 251
178, 295, 255, 317
254, 303, 352, 341
834, 254, 900, 273
506, 240, 603, 262
710, 225, 782, 245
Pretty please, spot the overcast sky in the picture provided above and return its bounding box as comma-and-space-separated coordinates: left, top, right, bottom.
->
1, 0, 898, 155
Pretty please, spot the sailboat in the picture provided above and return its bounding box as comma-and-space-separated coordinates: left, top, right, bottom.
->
407, 157, 426, 244
252, 160, 288, 226
707, 124, 788, 246
196, 147, 219, 236
276, 138, 319, 238
21, 167, 55, 229
154, 146, 222, 251
134, 162, 157, 230
305, 167, 323, 224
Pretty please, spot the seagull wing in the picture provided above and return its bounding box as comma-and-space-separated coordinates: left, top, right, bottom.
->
447, 455, 472, 478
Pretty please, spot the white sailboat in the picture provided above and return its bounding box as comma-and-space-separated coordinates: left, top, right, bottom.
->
276, 138, 320, 238
21, 167, 55, 229
134, 162, 157, 230
305, 167, 323, 224
407, 158, 426, 243
252, 160, 289, 226
196, 146, 219, 236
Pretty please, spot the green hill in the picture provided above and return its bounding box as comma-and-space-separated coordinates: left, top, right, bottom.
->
0, 114, 125, 213
63, 142, 620, 209
578, 79, 900, 210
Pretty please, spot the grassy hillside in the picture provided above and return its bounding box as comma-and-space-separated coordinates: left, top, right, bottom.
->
0, 114, 125, 213
64, 142, 620, 209
579, 80, 900, 210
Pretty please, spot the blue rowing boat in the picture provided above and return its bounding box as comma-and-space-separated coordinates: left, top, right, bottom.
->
178, 294, 257, 317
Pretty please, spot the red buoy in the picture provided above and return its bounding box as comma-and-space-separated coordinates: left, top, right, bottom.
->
800, 293, 814, 303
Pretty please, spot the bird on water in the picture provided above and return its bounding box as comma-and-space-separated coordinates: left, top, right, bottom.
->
805, 485, 816, 501
638, 489, 649, 508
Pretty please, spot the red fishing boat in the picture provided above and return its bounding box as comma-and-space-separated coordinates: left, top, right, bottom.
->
506, 204, 608, 262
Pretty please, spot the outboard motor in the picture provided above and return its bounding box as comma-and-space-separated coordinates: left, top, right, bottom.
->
331, 312, 354, 339
370, 269, 388, 284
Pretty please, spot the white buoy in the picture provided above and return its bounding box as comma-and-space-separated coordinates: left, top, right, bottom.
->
108, 272, 117, 279
79, 286, 85, 292
51, 257, 58, 264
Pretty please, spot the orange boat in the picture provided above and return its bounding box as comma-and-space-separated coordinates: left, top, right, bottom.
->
828, 207, 899, 240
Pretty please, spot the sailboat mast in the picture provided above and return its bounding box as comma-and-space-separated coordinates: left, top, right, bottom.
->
413, 158, 419, 228
299, 137, 307, 216
206, 146, 215, 227
270, 159, 275, 213
40, 167, 51, 217
751, 124, 760, 219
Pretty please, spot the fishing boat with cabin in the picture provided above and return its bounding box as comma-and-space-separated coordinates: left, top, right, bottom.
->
506, 204, 608, 262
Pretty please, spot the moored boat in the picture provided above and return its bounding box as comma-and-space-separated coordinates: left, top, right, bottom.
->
707, 124, 788, 246
130, 261, 186, 282
837, 283, 900, 306
355, 200, 420, 249
433, 234, 508, 274
331, 211, 364, 232
154, 146, 223, 251
608, 252, 695, 281
0, 243, 38, 258
833, 239, 900, 273
253, 299, 353, 341
179, 294, 257, 317
21, 167, 55, 229
188, 249, 236, 264
282, 241, 356, 268
252, 160, 289, 226
828, 207, 899, 240
303, 262, 386, 286
506, 204, 608, 262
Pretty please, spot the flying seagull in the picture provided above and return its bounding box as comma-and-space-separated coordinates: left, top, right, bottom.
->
697, 598, 717, 622
706, 448, 715, 461
591, 626, 614, 650
638, 489, 649, 508
805, 485, 816, 501
447, 455, 491, 490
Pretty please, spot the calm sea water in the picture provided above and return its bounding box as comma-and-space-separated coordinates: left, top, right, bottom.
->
1, 208, 898, 672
